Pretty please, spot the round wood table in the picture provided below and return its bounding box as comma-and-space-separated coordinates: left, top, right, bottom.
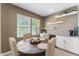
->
17, 40, 46, 56
37, 43, 47, 50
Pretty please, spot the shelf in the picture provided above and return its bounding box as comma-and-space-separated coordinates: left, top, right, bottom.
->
43, 28, 54, 30
55, 11, 78, 18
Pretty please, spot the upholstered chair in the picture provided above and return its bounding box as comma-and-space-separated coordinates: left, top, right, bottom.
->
23, 33, 32, 41
9, 37, 18, 56
46, 38, 56, 56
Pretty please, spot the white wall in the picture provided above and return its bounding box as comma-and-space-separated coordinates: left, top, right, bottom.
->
0, 3, 1, 53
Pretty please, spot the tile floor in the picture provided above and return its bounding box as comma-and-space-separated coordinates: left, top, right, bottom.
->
54, 48, 76, 56
4, 48, 76, 56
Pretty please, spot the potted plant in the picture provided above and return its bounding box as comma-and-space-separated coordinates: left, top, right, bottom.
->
73, 27, 78, 36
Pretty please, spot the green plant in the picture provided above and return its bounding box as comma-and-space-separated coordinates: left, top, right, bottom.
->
73, 27, 78, 36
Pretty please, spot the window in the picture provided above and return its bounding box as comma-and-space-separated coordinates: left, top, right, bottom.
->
32, 18, 40, 35
17, 14, 40, 37
17, 14, 30, 37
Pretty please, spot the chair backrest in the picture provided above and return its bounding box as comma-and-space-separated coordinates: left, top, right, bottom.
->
40, 33, 49, 39
23, 33, 32, 39
9, 37, 18, 56
46, 38, 56, 56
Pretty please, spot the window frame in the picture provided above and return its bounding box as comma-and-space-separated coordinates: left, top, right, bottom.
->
31, 18, 40, 35
17, 14, 31, 38
17, 14, 40, 38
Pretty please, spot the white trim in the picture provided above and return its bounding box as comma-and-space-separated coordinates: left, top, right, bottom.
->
0, 51, 11, 56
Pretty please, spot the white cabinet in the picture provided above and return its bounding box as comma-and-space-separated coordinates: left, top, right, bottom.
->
71, 38, 79, 54
56, 36, 79, 55
64, 37, 73, 52
56, 36, 65, 49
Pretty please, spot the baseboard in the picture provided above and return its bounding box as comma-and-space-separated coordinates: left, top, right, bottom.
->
0, 51, 11, 56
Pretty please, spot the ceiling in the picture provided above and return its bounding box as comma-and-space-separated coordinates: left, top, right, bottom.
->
12, 3, 78, 17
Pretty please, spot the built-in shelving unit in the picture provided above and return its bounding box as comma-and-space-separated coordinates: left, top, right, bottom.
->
55, 11, 78, 18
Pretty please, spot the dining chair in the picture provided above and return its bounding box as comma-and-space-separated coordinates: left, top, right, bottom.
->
40, 32, 49, 40
9, 37, 19, 56
23, 33, 32, 41
46, 38, 56, 56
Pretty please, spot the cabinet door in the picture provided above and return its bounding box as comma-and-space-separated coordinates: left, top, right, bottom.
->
64, 37, 73, 52
64, 37, 79, 55
71, 38, 79, 54
56, 36, 64, 49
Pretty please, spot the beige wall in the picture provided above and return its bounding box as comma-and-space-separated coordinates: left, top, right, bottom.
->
45, 14, 78, 36
0, 3, 1, 53
1, 3, 44, 53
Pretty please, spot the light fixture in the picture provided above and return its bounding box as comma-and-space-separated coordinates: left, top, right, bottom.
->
48, 21, 64, 24
52, 21, 64, 24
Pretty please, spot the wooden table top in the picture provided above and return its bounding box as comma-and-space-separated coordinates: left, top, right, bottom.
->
17, 40, 46, 54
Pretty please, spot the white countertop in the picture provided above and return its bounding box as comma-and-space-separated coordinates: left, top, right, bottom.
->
56, 35, 79, 38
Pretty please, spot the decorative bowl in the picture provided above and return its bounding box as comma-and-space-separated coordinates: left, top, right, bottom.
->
30, 39, 41, 45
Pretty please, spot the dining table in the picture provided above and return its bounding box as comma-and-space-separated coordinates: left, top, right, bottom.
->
17, 37, 48, 56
